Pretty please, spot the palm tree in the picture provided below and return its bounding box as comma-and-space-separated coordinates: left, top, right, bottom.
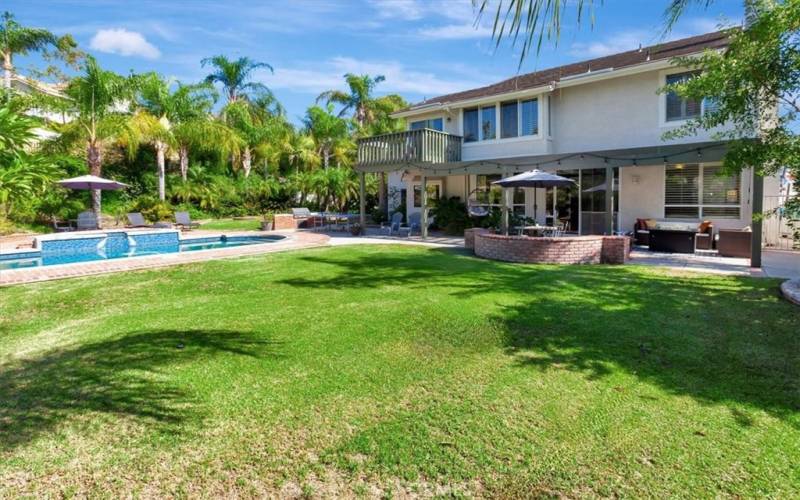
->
133, 73, 240, 199
317, 74, 406, 214
317, 74, 387, 128
201, 55, 274, 103
0, 11, 72, 90
476, 0, 728, 64
304, 104, 350, 170
53, 56, 137, 214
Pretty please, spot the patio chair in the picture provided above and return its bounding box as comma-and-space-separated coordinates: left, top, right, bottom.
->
75, 211, 99, 231
174, 211, 200, 230
405, 213, 436, 236
52, 218, 73, 232
126, 212, 152, 228
383, 212, 404, 235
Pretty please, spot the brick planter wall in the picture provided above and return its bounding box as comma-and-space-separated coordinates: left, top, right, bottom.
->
474, 233, 631, 265
273, 214, 298, 230
464, 228, 492, 250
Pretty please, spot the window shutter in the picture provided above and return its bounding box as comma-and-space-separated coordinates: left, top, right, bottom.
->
665, 164, 699, 205
702, 165, 740, 205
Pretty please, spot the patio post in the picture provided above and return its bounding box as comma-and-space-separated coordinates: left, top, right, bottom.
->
359, 172, 366, 229
750, 169, 763, 268
501, 188, 510, 235
421, 174, 428, 239
605, 165, 614, 235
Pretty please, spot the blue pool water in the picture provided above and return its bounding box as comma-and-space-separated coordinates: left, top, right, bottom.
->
0, 234, 285, 270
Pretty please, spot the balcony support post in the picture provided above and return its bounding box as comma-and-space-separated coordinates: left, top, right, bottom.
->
421, 174, 428, 239
359, 171, 366, 230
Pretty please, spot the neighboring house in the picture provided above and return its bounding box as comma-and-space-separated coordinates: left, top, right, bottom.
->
8, 72, 70, 141
355, 31, 784, 245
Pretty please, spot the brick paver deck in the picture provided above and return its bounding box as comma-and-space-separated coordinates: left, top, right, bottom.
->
0, 231, 329, 286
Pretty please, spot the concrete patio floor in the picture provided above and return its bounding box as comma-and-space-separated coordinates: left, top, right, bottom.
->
629, 247, 799, 279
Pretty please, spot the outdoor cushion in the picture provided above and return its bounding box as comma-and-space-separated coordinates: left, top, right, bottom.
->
645, 218, 658, 229
698, 220, 712, 233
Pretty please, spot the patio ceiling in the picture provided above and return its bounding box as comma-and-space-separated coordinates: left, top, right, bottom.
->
354, 140, 729, 175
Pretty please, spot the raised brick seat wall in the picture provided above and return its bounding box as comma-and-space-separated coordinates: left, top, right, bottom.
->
474, 233, 630, 265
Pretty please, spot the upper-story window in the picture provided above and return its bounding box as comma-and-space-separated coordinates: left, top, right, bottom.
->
410, 117, 443, 131
481, 106, 496, 140
463, 108, 479, 142
665, 71, 702, 122
500, 101, 518, 138
521, 98, 538, 136
466, 98, 539, 142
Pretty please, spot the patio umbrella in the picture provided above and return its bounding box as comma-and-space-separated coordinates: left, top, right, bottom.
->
492, 170, 577, 227
57, 175, 129, 191
57, 175, 129, 226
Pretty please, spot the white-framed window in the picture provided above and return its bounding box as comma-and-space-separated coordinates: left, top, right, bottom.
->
463, 98, 540, 142
665, 71, 702, 122
409, 117, 443, 131
664, 163, 741, 219
474, 174, 526, 214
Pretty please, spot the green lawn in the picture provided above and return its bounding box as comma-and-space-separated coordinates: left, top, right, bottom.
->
199, 217, 262, 231
1, 245, 798, 497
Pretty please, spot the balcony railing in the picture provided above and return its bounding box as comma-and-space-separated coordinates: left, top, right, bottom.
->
357, 128, 462, 169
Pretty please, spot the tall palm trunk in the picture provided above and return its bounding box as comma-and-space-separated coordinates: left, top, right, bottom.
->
87, 141, 102, 214
2, 53, 11, 90
242, 147, 252, 177
179, 145, 189, 181
155, 140, 167, 201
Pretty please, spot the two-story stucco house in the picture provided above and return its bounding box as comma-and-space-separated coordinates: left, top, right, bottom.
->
354, 31, 783, 262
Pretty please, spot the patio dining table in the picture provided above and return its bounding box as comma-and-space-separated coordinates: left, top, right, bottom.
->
513, 225, 550, 236
318, 212, 358, 231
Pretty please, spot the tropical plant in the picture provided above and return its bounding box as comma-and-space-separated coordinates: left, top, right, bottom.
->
50, 56, 138, 213
0, 105, 59, 219
304, 104, 351, 169
132, 73, 240, 199
0, 11, 74, 90
317, 73, 407, 213
201, 55, 274, 103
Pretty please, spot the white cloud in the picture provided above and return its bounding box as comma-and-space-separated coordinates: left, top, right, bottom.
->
267, 56, 488, 98
418, 23, 492, 40
89, 29, 161, 59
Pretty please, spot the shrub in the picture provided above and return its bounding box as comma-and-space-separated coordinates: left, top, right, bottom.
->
431, 196, 473, 235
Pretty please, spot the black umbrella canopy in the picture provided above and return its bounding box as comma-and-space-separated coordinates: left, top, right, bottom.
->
492, 169, 577, 188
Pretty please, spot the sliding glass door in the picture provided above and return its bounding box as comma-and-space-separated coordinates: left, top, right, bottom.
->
545, 168, 619, 234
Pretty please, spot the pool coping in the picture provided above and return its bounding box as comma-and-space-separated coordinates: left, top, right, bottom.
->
0, 231, 329, 286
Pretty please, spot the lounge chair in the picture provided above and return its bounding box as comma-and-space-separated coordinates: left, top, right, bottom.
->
75, 211, 99, 231
126, 212, 152, 228
175, 211, 200, 230
52, 218, 73, 232
383, 212, 404, 235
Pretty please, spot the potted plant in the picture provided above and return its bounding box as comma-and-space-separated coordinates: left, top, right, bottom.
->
349, 222, 363, 236
261, 212, 274, 231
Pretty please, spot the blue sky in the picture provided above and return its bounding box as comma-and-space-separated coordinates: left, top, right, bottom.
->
9, 0, 744, 124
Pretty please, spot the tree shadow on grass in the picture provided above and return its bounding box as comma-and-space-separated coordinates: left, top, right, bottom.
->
0, 329, 280, 451
278, 247, 800, 425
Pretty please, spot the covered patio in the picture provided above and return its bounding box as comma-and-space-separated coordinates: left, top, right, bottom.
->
355, 136, 767, 268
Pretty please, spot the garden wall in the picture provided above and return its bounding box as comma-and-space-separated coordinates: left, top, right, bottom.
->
474, 233, 630, 265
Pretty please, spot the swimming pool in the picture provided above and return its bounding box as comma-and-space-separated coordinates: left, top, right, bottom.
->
0, 231, 286, 270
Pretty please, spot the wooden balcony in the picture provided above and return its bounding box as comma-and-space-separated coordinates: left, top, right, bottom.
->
356, 128, 462, 170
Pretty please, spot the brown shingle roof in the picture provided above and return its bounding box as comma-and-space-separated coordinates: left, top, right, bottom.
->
410, 30, 729, 108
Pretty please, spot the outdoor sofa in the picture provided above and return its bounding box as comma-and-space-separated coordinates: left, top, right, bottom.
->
634, 219, 713, 253
717, 228, 752, 258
